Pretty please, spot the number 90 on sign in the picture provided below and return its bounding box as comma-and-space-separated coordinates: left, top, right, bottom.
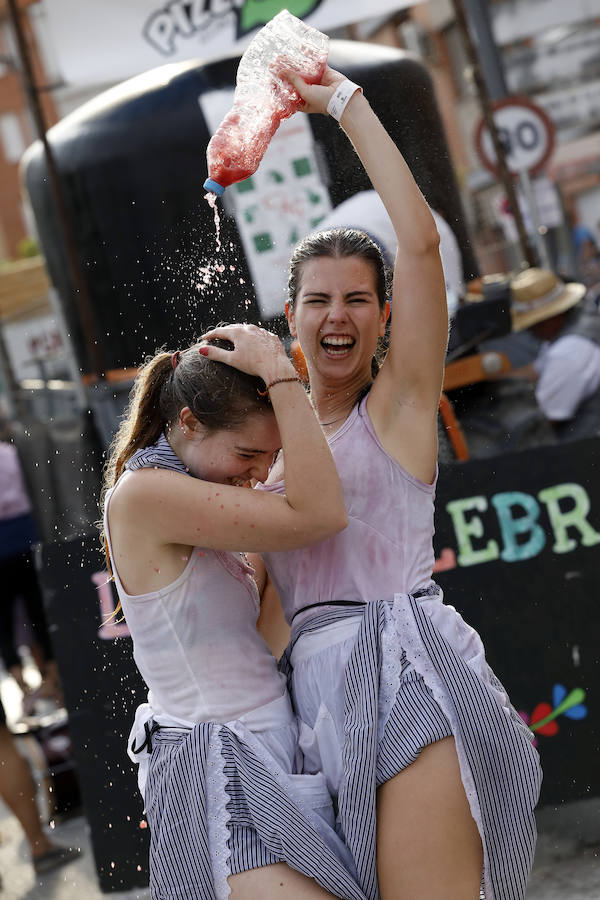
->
475, 97, 555, 177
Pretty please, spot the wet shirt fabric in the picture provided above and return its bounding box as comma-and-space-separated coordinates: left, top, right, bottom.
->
104, 494, 286, 729
104, 434, 368, 900
259, 395, 437, 627
535, 334, 600, 421
258, 396, 542, 900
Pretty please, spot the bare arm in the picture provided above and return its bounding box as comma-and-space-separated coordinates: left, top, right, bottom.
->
285, 68, 447, 483
110, 325, 347, 555
341, 96, 447, 483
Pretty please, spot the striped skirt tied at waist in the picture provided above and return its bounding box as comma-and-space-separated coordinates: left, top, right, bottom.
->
142, 717, 370, 900
280, 589, 542, 900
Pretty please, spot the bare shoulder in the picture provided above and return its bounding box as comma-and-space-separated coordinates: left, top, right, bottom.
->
107, 468, 191, 527
108, 467, 169, 508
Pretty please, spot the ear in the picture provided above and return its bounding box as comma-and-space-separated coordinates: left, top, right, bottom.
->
378, 300, 391, 337
285, 301, 297, 338
179, 406, 199, 434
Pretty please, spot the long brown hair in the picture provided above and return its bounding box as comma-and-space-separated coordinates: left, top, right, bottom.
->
100, 340, 271, 584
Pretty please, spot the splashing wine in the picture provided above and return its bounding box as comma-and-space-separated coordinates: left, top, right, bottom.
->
204, 190, 222, 253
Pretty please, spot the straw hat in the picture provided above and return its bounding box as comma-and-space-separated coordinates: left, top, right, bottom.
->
510, 268, 586, 331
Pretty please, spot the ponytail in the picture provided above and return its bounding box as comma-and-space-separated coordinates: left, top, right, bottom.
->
99, 339, 272, 578
107, 352, 173, 489
99, 352, 173, 590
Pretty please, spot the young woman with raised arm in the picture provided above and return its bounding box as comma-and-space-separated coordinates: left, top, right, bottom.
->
254, 66, 542, 900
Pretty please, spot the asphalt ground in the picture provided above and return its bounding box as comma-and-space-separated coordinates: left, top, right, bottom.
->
2, 786, 599, 898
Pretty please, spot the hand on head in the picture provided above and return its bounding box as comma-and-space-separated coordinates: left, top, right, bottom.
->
199, 323, 294, 384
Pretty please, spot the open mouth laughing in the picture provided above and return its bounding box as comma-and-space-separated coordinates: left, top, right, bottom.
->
320, 334, 356, 357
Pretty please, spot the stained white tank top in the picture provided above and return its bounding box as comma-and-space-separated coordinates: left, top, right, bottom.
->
258, 394, 436, 625
104, 485, 286, 725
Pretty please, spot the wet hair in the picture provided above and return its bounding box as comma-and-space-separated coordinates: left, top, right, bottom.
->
287, 228, 390, 380
288, 228, 390, 311
103, 339, 271, 493
99, 338, 272, 597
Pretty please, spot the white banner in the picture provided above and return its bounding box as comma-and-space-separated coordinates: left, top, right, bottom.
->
535, 79, 600, 141
44, 0, 413, 87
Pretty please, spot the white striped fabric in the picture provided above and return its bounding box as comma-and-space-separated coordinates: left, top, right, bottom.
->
125, 434, 188, 474
145, 722, 370, 900
124, 436, 370, 899
281, 593, 542, 900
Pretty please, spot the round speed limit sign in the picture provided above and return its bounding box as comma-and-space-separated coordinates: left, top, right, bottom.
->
474, 96, 555, 177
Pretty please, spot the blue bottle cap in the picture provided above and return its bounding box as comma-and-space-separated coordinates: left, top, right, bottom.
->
203, 178, 225, 197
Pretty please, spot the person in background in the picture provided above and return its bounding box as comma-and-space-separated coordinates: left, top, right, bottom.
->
0, 425, 62, 715
570, 214, 600, 288
507, 268, 599, 441
0, 695, 80, 878
315, 189, 465, 316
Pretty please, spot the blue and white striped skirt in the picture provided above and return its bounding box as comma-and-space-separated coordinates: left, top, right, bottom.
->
142, 708, 369, 900
281, 589, 542, 900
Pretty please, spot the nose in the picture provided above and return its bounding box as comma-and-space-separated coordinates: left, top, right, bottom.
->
326, 297, 348, 323
251, 457, 272, 484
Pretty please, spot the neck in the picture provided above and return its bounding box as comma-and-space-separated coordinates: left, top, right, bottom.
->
309, 370, 371, 426
165, 426, 185, 460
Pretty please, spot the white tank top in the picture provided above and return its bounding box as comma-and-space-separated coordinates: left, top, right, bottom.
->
104, 486, 286, 725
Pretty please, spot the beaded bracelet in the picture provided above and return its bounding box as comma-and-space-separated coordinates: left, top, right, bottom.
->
327, 79, 363, 122
257, 376, 301, 397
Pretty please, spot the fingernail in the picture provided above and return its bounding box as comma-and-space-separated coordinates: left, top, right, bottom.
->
198, 347, 209, 356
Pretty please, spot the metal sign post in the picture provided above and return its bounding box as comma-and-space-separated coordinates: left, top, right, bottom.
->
518, 169, 552, 271
452, 0, 536, 268
475, 95, 556, 270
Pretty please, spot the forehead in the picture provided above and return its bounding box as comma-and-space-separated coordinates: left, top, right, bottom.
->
229, 412, 281, 451
298, 255, 377, 292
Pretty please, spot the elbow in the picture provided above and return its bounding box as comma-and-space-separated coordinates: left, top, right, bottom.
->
402, 221, 440, 258
422, 222, 441, 256
317, 508, 348, 541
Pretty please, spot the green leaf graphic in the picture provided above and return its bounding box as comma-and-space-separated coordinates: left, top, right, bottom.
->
530, 688, 587, 732
239, 0, 322, 36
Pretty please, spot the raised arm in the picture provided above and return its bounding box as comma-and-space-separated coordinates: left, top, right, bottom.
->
284, 67, 448, 483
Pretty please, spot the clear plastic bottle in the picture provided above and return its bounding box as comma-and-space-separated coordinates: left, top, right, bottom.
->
203, 10, 329, 197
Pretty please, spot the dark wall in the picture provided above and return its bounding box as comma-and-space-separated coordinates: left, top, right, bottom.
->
435, 437, 600, 805
38, 535, 150, 893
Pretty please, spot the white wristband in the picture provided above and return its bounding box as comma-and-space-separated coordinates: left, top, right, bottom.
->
326, 79, 363, 122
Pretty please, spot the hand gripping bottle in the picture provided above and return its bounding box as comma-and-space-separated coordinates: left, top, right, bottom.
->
203, 9, 328, 197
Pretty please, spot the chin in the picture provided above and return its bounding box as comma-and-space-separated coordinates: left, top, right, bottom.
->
318, 351, 365, 376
